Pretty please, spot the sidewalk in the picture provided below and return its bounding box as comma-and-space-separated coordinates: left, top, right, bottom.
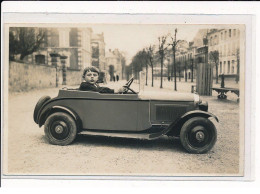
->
101, 78, 239, 101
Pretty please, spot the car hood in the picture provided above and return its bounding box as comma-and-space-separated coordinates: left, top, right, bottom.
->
138, 90, 195, 101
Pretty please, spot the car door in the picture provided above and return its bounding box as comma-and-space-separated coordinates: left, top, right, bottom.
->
79, 93, 139, 131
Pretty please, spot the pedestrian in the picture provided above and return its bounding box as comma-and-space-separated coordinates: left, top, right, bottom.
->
113, 75, 116, 82
79, 66, 126, 93
116, 74, 119, 82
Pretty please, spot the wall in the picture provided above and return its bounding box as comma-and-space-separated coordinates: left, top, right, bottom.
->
9, 61, 82, 92
66, 68, 82, 86
9, 61, 56, 92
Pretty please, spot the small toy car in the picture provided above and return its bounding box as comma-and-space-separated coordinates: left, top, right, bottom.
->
33, 77, 218, 154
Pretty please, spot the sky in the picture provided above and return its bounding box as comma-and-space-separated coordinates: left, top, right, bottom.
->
87, 24, 206, 65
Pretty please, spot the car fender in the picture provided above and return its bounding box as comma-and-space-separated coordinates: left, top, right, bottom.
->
38, 105, 83, 131
165, 110, 219, 137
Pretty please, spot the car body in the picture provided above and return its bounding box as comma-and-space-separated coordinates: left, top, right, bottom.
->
33, 78, 218, 154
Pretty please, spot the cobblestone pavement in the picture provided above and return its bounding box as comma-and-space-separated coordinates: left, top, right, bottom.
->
4, 78, 242, 176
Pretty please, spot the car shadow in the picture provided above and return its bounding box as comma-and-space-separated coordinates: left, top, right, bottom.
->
73, 134, 184, 153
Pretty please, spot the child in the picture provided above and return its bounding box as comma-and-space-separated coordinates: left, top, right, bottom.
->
79, 66, 126, 93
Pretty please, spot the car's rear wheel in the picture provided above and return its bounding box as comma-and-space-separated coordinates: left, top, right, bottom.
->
44, 112, 77, 146
180, 117, 217, 154
33, 96, 51, 123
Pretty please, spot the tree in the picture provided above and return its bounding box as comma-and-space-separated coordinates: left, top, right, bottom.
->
158, 36, 168, 88
121, 54, 126, 80
130, 50, 146, 79
168, 28, 180, 91
9, 27, 47, 60
178, 55, 184, 82
141, 49, 149, 86
184, 54, 187, 82
209, 50, 220, 84
147, 45, 155, 87
9, 31, 19, 60
125, 65, 132, 81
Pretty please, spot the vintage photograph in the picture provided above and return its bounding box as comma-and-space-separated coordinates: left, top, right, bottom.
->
3, 23, 245, 177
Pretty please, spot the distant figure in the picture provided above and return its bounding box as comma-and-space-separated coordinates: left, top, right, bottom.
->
221, 74, 225, 88
168, 76, 170, 81
116, 74, 119, 82
113, 75, 116, 82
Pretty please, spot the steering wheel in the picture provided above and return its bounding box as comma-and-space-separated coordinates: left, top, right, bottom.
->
122, 77, 136, 94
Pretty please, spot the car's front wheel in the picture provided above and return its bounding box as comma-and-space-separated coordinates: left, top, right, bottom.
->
180, 117, 217, 154
44, 112, 77, 146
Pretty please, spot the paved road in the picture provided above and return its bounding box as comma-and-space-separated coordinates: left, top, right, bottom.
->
4, 80, 242, 176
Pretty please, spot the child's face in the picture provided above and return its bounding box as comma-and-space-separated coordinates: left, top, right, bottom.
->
84, 71, 99, 84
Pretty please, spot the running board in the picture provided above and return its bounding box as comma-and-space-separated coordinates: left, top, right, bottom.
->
79, 130, 157, 140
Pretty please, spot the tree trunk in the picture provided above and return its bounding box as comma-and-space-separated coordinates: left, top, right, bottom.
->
145, 63, 148, 86
173, 47, 177, 91
185, 65, 187, 82
191, 59, 194, 83
151, 62, 154, 87
185, 56, 187, 82
160, 56, 163, 88
216, 63, 218, 84
179, 60, 181, 82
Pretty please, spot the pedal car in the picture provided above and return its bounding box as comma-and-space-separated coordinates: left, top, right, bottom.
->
33, 77, 218, 154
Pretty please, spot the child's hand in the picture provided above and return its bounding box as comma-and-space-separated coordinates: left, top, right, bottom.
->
117, 87, 128, 94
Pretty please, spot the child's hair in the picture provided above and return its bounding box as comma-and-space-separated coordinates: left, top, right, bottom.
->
82, 66, 100, 78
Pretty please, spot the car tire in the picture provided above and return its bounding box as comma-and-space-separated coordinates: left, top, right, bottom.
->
33, 96, 51, 123
180, 117, 217, 154
44, 112, 77, 146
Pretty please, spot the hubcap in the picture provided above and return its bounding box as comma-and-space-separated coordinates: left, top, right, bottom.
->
195, 131, 205, 142
55, 125, 64, 134
50, 121, 69, 140
187, 125, 210, 148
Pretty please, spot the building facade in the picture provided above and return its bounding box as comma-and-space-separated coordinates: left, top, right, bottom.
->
91, 33, 106, 72
105, 49, 124, 80
208, 29, 240, 76
11, 27, 93, 70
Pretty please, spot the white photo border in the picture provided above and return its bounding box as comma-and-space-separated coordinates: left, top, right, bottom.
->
1, 1, 255, 182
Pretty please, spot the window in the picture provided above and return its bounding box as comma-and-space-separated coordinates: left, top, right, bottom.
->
233, 29, 236, 37
69, 28, 78, 47
228, 61, 230, 74
223, 61, 226, 74
49, 29, 59, 47
232, 60, 235, 73
229, 29, 232, 37
35, 55, 45, 65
